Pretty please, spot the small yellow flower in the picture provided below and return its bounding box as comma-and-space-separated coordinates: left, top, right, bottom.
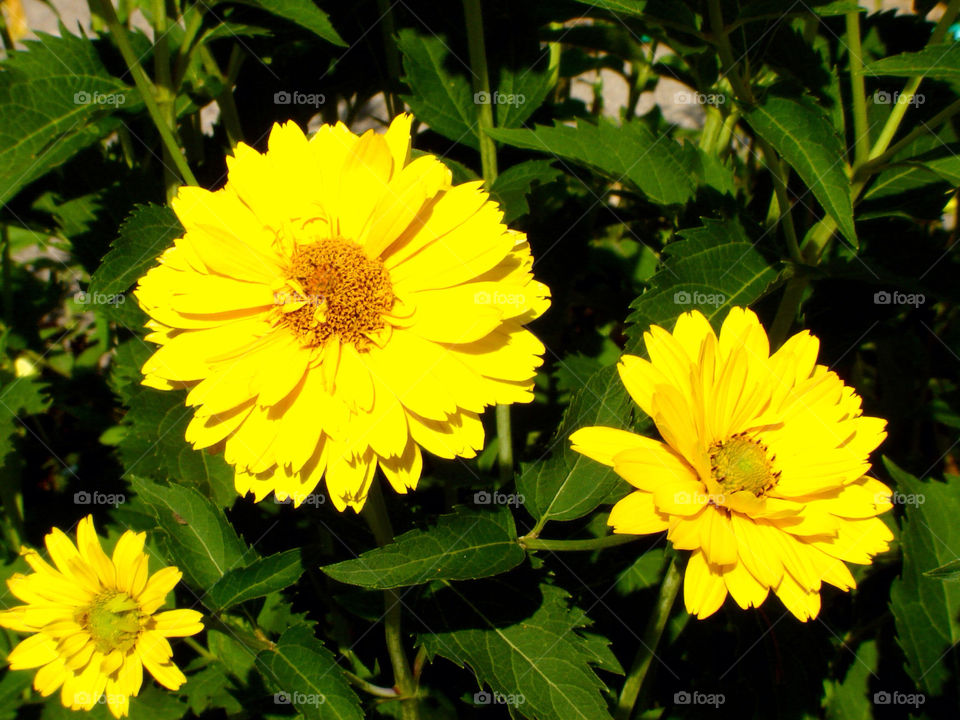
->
0, 516, 203, 717
570, 308, 893, 621
135, 114, 549, 512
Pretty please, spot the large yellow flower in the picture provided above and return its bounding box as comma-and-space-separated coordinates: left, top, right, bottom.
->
570, 308, 892, 621
0, 516, 203, 717
135, 114, 549, 512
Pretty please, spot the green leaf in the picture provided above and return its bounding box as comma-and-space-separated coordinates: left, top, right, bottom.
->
208, 549, 303, 611
823, 640, 878, 720
615, 548, 666, 595
90, 204, 182, 296
131, 476, 249, 588
256, 624, 363, 720
419, 583, 613, 720
744, 94, 857, 246
887, 458, 960, 696
398, 29, 478, 150
624, 217, 780, 349
323, 507, 524, 589
495, 62, 554, 129
227, 0, 345, 46
489, 119, 697, 206
517, 364, 633, 525
489, 160, 563, 223
0, 31, 135, 206
0, 373, 50, 463
181, 663, 242, 715
924, 558, 960, 581
865, 44, 960, 81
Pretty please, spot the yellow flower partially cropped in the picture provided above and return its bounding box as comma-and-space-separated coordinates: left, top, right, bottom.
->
0, 516, 203, 717
135, 114, 549, 512
570, 308, 892, 621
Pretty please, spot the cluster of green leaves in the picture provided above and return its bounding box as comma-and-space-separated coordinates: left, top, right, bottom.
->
1, 1, 960, 719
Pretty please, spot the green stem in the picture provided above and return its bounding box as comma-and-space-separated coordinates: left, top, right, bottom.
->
867, 0, 960, 161
846, 11, 870, 165
708, 0, 754, 105
769, 275, 809, 349
343, 670, 401, 699
362, 484, 420, 720
152, 0, 178, 201
199, 44, 244, 147
715, 107, 741, 156
520, 533, 642, 552
756, 136, 803, 265
1, 224, 11, 325
615, 558, 683, 720
463, 0, 512, 483
376, 0, 403, 117
184, 636, 217, 662
91, 0, 197, 187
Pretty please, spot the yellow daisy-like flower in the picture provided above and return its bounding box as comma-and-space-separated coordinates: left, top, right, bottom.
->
0, 516, 203, 717
570, 307, 893, 621
135, 114, 549, 512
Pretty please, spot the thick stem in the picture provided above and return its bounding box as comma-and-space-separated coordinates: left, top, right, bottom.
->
708, 0, 754, 105
845, 12, 870, 165
756, 136, 803, 265
362, 484, 420, 720
152, 0, 178, 201
376, 0, 403, 117
91, 0, 197, 187
520, 533, 641, 552
615, 558, 683, 720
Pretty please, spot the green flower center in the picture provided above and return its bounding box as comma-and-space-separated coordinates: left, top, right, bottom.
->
279, 239, 395, 349
709, 434, 779, 497
76, 590, 142, 654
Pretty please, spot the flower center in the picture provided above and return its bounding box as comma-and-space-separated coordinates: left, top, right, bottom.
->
76, 590, 142, 654
709, 433, 779, 497
279, 239, 395, 349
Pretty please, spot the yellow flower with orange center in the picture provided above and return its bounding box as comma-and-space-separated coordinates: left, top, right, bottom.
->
0, 516, 203, 717
570, 308, 893, 621
135, 114, 550, 512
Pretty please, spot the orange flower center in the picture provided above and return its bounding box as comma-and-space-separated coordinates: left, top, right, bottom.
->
279, 239, 395, 349
709, 433, 779, 497
76, 590, 142, 654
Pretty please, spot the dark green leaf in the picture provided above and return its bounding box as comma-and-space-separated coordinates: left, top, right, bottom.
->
323, 507, 524, 589
208, 549, 303, 610
0, 374, 50, 463
823, 640, 877, 720
887, 458, 960, 696
256, 624, 363, 720
419, 583, 613, 720
227, 0, 345, 46
865, 44, 960, 81
744, 94, 857, 246
490, 160, 563, 223
924, 558, 960, 581
90, 204, 182, 296
489, 119, 697, 206
131, 476, 249, 588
